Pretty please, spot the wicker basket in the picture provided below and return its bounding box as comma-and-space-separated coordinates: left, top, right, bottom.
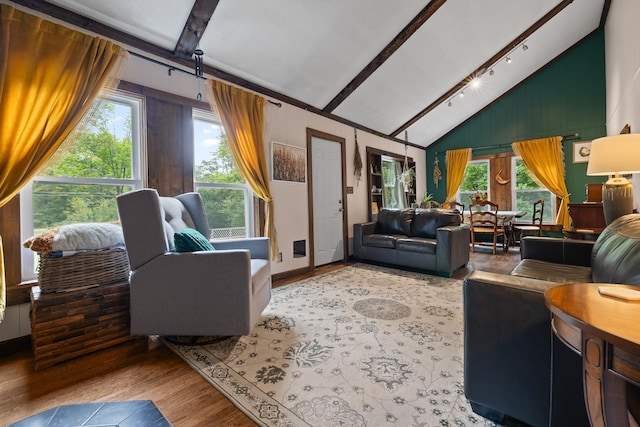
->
38, 248, 130, 293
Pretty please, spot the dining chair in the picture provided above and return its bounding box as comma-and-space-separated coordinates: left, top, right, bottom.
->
469, 200, 507, 254
513, 199, 544, 243
447, 201, 465, 222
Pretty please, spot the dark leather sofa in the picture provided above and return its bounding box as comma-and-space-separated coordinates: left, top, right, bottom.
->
463, 214, 640, 427
353, 208, 470, 276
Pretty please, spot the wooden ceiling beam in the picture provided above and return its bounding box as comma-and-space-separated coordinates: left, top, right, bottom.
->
173, 0, 220, 59
323, 0, 447, 113
390, 0, 574, 138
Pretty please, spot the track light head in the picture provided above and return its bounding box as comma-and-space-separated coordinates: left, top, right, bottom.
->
459, 91, 464, 98
506, 56, 512, 64
522, 43, 528, 51
448, 100, 452, 107
489, 68, 494, 76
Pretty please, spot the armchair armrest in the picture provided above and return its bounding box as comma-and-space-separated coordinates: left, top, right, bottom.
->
520, 236, 594, 266
213, 237, 270, 260
463, 270, 587, 426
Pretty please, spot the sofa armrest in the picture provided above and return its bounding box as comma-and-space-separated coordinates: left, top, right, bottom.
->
353, 222, 376, 258
463, 270, 588, 426
520, 236, 594, 267
435, 224, 470, 275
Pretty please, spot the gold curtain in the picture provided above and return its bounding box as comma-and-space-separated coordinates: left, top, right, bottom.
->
444, 148, 472, 205
512, 136, 571, 228
0, 4, 128, 321
207, 80, 278, 260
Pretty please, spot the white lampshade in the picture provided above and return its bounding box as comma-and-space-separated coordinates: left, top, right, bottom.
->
587, 134, 640, 176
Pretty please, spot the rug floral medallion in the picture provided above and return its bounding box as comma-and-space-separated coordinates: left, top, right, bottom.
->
166, 264, 494, 427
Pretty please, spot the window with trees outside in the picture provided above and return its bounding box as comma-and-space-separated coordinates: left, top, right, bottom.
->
512, 157, 555, 222
193, 109, 253, 241
20, 90, 145, 279
458, 159, 489, 206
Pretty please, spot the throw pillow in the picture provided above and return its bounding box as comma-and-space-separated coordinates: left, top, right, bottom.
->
23, 222, 124, 253
174, 227, 215, 252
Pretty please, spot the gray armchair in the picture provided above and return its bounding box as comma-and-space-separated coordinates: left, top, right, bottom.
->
116, 188, 271, 337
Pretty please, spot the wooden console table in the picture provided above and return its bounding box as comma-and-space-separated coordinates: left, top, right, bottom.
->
545, 283, 640, 427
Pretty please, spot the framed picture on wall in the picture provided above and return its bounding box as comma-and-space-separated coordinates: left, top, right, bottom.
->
573, 141, 592, 163
272, 141, 306, 183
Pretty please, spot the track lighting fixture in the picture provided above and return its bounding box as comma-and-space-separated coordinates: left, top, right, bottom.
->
443, 39, 527, 109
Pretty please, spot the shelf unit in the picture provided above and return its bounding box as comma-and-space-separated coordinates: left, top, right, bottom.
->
366, 147, 415, 221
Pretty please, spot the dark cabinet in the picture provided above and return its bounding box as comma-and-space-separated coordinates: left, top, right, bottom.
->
568, 203, 606, 230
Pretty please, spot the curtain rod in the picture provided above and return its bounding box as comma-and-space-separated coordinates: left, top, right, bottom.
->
434, 133, 579, 155
127, 50, 282, 107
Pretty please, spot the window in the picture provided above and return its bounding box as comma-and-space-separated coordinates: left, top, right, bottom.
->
458, 159, 489, 205
21, 90, 146, 279
512, 157, 555, 222
381, 156, 406, 209
193, 109, 253, 240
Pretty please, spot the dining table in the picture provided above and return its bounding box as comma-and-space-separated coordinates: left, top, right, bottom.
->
464, 209, 526, 248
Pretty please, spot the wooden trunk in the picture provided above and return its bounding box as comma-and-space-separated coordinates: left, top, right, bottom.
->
30, 281, 131, 370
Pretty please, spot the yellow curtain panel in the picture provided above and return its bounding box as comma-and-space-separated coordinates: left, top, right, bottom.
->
445, 148, 472, 204
207, 80, 279, 260
0, 4, 128, 321
512, 136, 571, 229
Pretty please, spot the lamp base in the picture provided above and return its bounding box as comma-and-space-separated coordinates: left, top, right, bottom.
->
602, 177, 634, 225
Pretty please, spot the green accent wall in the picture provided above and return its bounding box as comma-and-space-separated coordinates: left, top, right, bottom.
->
426, 28, 606, 205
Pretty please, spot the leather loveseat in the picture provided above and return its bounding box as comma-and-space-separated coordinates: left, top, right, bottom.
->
353, 208, 470, 276
463, 213, 640, 427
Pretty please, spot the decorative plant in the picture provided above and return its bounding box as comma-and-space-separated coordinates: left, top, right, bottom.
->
422, 192, 434, 203
398, 165, 415, 193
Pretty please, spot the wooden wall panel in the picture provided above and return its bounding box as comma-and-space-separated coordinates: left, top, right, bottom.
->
490, 154, 512, 210
147, 98, 192, 196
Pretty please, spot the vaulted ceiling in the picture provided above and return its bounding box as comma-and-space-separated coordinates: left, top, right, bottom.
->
14, 0, 609, 149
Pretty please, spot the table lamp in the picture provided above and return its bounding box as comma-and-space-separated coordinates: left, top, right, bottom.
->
587, 134, 640, 224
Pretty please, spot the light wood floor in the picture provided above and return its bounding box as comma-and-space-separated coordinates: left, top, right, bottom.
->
0, 249, 521, 427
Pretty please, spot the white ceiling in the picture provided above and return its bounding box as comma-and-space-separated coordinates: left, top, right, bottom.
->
40, 0, 607, 149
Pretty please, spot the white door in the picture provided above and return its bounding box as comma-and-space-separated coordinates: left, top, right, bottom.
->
312, 137, 344, 266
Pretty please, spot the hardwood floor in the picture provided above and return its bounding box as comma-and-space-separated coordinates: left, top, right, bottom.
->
0, 249, 521, 427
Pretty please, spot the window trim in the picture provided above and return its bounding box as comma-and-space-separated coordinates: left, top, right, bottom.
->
458, 158, 490, 203
511, 156, 556, 222
192, 108, 254, 240
20, 90, 146, 280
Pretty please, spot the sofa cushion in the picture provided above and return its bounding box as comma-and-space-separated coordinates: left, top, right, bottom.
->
377, 208, 413, 236
410, 210, 439, 238
362, 234, 398, 249
510, 259, 592, 284
410, 208, 462, 238
174, 227, 215, 252
396, 237, 437, 254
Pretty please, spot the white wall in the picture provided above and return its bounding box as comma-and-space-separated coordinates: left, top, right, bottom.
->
604, 0, 640, 209
121, 55, 426, 275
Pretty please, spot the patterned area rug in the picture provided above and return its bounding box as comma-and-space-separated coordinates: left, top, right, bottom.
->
165, 264, 495, 426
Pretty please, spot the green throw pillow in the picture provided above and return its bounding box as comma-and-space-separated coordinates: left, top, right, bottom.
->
174, 227, 215, 252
